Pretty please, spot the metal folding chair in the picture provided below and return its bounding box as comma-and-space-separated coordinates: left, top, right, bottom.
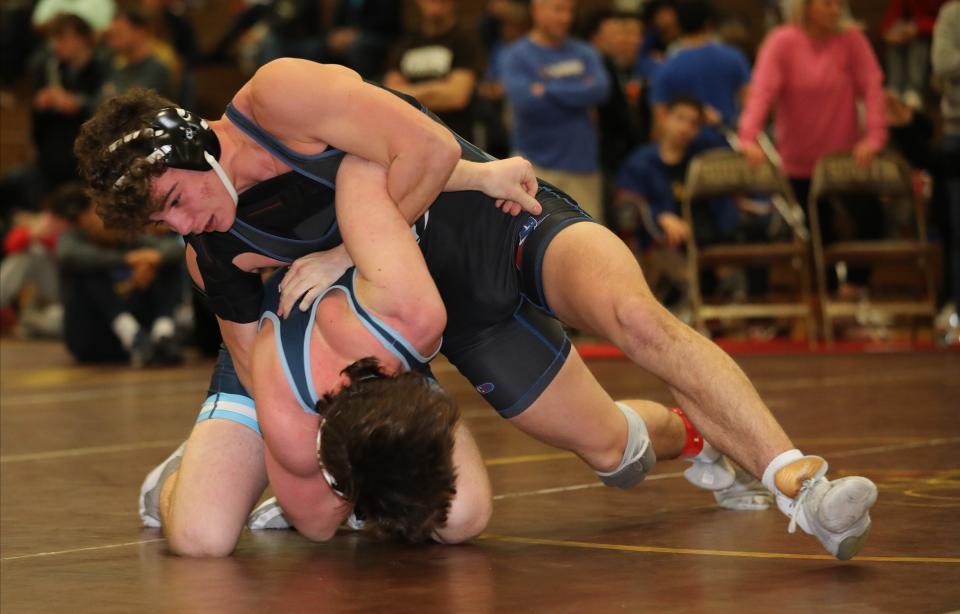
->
808, 150, 936, 342
680, 149, 815, 338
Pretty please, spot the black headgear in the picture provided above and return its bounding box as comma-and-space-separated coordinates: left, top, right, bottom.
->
108, 107, 221, 172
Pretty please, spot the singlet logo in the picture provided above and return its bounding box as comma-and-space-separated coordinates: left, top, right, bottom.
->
476, 382, 496, 395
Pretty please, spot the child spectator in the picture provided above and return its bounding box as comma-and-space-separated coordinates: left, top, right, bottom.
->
52, 185, 185, 366
31, 13, 106, 190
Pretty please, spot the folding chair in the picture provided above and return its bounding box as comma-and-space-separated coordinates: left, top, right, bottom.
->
680, 149, 815, 337
808, 150, 936, 342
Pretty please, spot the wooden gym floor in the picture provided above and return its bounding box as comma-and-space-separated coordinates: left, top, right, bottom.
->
1, 339, 958, 613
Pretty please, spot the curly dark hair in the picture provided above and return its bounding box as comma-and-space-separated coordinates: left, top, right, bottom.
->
317, 358, 459, 543
74, 88, 176, 234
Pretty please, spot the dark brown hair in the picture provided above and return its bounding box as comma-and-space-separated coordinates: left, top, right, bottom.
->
48, 13, 95, 41
317, 358, 459, 543
74, 88, 175, 233
43, 183, 91, 223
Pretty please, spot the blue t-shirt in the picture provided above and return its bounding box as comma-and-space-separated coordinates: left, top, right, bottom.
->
649, 42, 751, 127
499, 36, 610, 173
615, 140, 738, 244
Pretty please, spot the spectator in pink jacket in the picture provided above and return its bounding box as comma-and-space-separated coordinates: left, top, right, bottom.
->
738, 0, 888, 297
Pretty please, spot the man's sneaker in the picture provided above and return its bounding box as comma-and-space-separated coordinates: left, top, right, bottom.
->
788, 473, 878, 560
248, 496, 366, 531
129, 330, 155, 369
713, 463, 773, 511
248, 497, 292, 530
684, 454, 737, 491
139, 443, 186, 527
150, 335, 184, 367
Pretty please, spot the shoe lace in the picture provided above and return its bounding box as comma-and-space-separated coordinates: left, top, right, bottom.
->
788, 477, 821, 534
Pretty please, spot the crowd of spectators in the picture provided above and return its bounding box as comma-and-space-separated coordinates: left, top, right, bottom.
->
1, 0, 959, 361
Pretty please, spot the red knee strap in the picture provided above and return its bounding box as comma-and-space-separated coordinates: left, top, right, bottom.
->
671, 407, 704, 457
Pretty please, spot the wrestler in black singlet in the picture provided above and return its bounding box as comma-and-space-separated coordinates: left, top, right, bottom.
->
196, 86, 593, 418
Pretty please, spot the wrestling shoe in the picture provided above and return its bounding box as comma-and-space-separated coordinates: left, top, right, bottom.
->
248, 497, 366, 531
713, 462, 772, 511
139, 442, 186, 528
129, 330, 155, 369
781, 459, 878, 560
683, 454, 736, 492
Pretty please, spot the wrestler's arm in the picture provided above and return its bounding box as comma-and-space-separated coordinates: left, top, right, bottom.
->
251, 329, 350, 540
244, 59, 459, 225
263, 446, 349, 541
335, 154, 445, 350
243, 59, 540, 219
185, 244, 257, 390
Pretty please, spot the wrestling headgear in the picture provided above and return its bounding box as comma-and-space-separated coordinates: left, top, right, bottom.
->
108, 107, 238, 205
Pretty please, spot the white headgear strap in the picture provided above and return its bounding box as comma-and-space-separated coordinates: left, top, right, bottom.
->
316, 418, 346, 498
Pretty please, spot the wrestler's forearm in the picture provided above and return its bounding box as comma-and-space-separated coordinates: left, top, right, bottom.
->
444, 160, 486, 193
385, 133, 459, 223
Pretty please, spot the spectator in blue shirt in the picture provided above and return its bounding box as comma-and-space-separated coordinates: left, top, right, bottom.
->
500, 0, 610, 223
616, 95, 737, 250
648, 0, 751, 137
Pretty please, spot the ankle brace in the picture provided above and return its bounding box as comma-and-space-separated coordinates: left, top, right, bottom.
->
670, 407, 720, 461
597, 403, 657, 489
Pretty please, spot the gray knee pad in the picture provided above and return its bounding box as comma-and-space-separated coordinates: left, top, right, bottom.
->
596, 402, 657, 489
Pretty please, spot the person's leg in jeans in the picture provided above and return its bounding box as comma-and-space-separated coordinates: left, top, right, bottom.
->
129, 263, 186, 363
59, 269, 128, 362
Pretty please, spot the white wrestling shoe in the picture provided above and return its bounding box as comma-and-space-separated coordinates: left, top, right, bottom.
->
782, 460, 878, 560
139, 442, 186, 528
683, 454, 737, 492
248, 497, 366, 531
713, 462, 773, 511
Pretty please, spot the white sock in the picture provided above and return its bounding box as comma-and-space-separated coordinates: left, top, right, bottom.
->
112, 313, 140, 350
151, 316, 175, 341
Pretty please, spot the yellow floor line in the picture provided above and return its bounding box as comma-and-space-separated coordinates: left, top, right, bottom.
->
485, 452, 576, 466
479, 534, 960, 564
0, 539, 166, 562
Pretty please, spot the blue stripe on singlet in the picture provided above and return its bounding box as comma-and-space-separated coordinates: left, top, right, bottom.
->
225, 103, 345, 189
259, 268, 440, 413
339, 269, 440, 371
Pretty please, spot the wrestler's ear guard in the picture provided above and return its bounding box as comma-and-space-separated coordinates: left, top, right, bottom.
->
150, 107, 221, 171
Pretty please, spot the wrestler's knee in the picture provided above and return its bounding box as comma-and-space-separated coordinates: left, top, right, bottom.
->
165, 515, 242, 558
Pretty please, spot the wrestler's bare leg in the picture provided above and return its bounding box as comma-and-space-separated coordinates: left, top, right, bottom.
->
509, 349, 686, 472
158, 420, 267, 557
533, 222, 876, 559
538, 222, 793, 483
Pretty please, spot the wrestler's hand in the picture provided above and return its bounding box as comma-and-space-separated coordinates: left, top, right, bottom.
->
476, 157, 542, 216
277, 245, 354, 318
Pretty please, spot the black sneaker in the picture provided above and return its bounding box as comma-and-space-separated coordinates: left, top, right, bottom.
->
150, 335, 184, 367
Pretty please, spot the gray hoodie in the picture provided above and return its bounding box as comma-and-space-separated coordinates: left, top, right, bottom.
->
932, 1, 960, 136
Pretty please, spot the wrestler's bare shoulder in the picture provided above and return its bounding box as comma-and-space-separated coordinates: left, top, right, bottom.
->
229, 60, 362, 155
